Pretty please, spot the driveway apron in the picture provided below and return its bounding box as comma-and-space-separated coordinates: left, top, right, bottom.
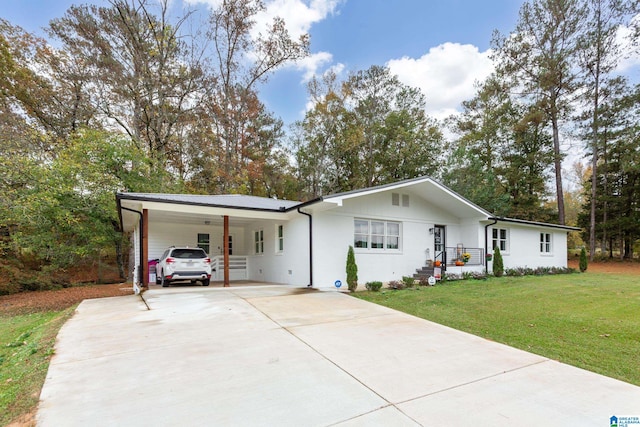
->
37, 286, 640, 426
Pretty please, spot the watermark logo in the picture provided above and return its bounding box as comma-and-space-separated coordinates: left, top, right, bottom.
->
611, 415, 640, 427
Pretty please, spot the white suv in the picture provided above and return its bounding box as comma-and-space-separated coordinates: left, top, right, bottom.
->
156, 247, 212, 287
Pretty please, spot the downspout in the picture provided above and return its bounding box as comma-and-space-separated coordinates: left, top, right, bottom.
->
297, 208, 313, 287
485, 217, 499, 271
121, 206, 143, 294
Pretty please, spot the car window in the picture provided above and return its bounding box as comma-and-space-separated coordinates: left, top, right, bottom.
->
170, 249, 206, 259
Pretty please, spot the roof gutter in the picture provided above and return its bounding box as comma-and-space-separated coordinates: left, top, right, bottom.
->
297, 207, 313, 288
117, 192, 300, 214
484, 218, 499, 271
285, 196, 323, 212
120, 206, 143, 293
488, 216, 581, 231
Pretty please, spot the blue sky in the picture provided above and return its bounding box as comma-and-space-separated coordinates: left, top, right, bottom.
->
8, 0, 638, 132
0, 0, 530, 126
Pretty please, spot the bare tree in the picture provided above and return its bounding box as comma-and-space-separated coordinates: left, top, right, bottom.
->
207, 0, 309, 192
48, 0, 208, 174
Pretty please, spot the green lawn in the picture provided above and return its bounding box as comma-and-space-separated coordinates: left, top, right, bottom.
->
354, 273, 640, 386
0, 307, 75, 426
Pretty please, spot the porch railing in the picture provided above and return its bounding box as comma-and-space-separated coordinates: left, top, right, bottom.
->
441, 247, 485, 266
210, 255, 248, 280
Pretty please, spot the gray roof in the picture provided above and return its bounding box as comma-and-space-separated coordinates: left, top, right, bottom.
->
117, 193, 301, 212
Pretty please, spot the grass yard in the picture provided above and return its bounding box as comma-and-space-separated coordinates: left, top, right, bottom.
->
0, 283, 131, 426
0, 308, 75, 426
354, 272, 640, 386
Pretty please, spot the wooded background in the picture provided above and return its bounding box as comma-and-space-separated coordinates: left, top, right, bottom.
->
1, 0, 639, 287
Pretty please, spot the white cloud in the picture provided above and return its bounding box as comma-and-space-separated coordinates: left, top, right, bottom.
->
614, 17, 640, 74
183, 0, 343, 81
294, 51, 333, 81
256, 0, 342, 39
183, 0, 222, 9
387, 42, 494, 120
184, 0, 342, 41
289, 51, 345, 83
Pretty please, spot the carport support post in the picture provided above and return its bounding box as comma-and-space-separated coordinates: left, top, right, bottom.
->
224, 215, 230, 287
142, 209, 149, 288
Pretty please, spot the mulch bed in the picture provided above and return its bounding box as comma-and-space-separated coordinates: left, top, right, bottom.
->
567, 259, 640, 275
0, 283, 134, 316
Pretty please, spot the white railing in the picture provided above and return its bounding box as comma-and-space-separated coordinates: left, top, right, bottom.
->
211, 255, 248, 281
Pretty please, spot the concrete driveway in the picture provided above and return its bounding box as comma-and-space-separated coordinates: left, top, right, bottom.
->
37, 285, 640, 426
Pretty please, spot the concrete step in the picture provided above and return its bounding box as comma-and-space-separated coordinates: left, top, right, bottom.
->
414, 266, 436, 280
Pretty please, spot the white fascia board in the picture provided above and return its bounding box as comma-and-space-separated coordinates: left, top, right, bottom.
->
324, 177, 434, 203
493, 217, 579, 231
322, 177, 491, 219
134, 200, 291, 221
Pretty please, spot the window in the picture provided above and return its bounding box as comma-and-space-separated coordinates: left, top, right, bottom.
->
276, 225, 284, 253
197, 233, 210, 254
371, 221, 385, 248
354, 219, 401, 251
254, 229, 264, 254
354, 219, 369, 248
492, 228, 508, 252
402, 194, 410, 207
387, 222, 400, 249
540, 233, 552, 253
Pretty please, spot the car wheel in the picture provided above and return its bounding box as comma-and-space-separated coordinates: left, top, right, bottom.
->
155, 275, 160, 285
161, 272, 169, 287
202, 279, 210, 287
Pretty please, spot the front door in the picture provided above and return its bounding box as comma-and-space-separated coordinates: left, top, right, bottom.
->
434, 225, 446, 264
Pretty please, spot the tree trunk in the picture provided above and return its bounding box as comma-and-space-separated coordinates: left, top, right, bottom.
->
115, 236, 125, 279
601, 137, 608, 255
551, 116, 565, 225
589, 89, 599, 261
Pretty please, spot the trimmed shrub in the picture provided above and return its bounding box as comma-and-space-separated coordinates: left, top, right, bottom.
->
387, 280, 406, 290
365, 281, 383, 291
493, 247, 504, 277
579, 247, 588, 272
505, 266, 576, 277
402, 275, 416, 288
346, 245, 358, 292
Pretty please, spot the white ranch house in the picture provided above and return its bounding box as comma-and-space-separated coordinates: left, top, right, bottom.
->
117, 176, 577, 292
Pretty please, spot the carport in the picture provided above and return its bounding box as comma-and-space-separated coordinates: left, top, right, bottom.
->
116, 193, 310, 293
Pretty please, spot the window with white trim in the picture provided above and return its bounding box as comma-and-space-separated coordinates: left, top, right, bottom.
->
197, 233, 210, 254
354, 219, 401, 250
492, 228, 508, 252
254, 229, 264, 254
540, 232, 552, 253
276, 224, 284, 253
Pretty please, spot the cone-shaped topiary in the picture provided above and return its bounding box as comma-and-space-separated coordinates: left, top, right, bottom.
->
493, 246, 504, 277
346, 245, 358, 292
579, 247, 588, 272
